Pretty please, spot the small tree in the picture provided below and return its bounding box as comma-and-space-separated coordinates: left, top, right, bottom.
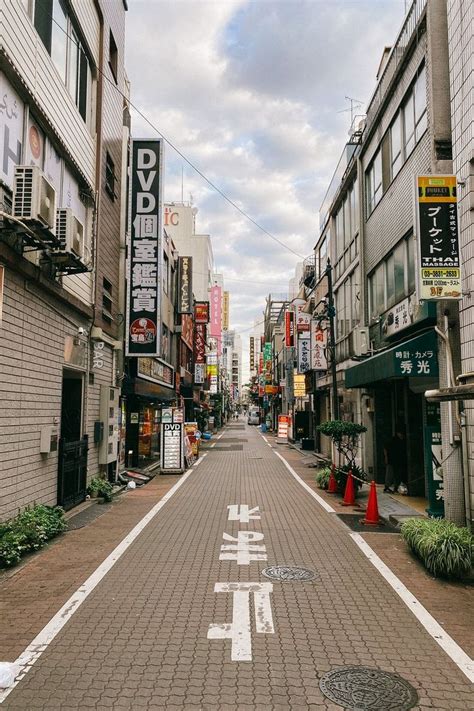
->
317, 420, 367, 466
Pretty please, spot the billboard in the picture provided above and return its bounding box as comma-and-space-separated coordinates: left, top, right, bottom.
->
126, 139, 163, 356
414, 175, 461, 300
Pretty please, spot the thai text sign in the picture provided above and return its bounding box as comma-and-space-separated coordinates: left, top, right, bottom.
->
126, 139, 163, 356
297, 332, 310, 374
178, 256, 193, 313
310, 320, 327, 371
415, 175, 461, 300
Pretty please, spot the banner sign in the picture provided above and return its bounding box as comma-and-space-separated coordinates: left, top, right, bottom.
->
209, 285, 222, 356
294, 374, 306, 397
249, 336, 255, 371
415, 175, 461, 300
194, 323, 206, 363
161, 422, 184, 473
126, 138, 163, 356
285, 310, 294, 346
263, 342, 272, 384
311, 320, 327, 371
222, 291, 229, 330
194, 363, 206, 385
178, 256, 193, 313
297, 332, 311, 374
194, 301, 209, 324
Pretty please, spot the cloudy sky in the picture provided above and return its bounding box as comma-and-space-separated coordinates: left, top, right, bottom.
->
125, 0, 406, 375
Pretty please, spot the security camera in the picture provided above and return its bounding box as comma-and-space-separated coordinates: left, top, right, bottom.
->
78, 326, 86, 336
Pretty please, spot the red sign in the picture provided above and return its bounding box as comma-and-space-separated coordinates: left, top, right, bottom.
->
181, 314, 194, 350
194, 323, 206, 364
285, 310, 294, 346
194, 301, 209, 324
277, 415, 290, 441
130, 317, 157, 346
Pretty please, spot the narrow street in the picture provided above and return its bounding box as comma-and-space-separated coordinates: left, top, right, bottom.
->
1, 422, 472, 710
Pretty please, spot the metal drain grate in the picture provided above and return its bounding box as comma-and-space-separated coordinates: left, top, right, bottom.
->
319, 666, 419, 710
261, 566, 317, 582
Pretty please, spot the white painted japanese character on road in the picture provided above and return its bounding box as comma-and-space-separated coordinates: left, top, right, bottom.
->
207, 582, 274, 661
227, 505, 261, 523
219, 531, 267, 565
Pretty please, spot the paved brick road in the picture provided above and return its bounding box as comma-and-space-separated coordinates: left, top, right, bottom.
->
2, 424, 473, 709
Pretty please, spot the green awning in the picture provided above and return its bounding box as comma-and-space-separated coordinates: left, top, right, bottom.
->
345, 330, 438, 388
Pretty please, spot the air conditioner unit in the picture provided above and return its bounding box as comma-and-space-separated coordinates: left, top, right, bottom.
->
13, 166, 56, 231
56, 208, 84, 258
351, 326, 369, 356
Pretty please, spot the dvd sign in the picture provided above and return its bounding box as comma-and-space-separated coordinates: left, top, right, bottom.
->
126, 139, 163, 356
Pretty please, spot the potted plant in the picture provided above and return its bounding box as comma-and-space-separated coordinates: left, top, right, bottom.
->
316, 420, 367, 493
87, 477, 114, 503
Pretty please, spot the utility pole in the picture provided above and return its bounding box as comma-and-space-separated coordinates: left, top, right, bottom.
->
326, 259, 339, 421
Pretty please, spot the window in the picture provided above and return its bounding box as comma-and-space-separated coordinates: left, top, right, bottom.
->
105, 152, 116, 200
414, 67, 427, 141
403, 92, 415, 157
109, 30, 118, 83
318, 234, 328, 277
368, 235, 415, 318
390, 112, 402, 178
335, 206, 344, 263
163, 253, 169, 295
102, 277, 113, 323
366, 150, 382, 216
34, 0, 91, 123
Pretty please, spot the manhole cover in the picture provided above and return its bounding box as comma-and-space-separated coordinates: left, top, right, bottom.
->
261, 566, 317, 581
319, 666, 418, 710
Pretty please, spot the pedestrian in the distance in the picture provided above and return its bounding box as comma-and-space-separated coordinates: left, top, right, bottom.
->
383, 424, 407, 493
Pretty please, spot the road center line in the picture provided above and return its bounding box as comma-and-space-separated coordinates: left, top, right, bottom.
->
0, 456, 204, 704
350, 532, 474, 683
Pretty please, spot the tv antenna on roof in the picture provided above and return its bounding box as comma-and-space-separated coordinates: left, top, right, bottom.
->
337, 96, 364, 127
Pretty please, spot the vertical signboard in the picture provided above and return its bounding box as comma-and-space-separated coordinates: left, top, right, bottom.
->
207, 352, 218, 393
263, 342, 272, 384
194, 301, 209, 324
277, 415, 290, 443
209, 285, 222, 356
177, 256, 193, 313
424, 402, 444, 517
194, 323, 206, 384
297, 332, 310, 374
414, 175, 461, 300
295, 304, 311, 332
285, 310, 294, 346
161, 422, 184, 473
311, 320, 327, 371
222, 290, 229, 331
249, 336, 255, 372
126, 139, 163, 356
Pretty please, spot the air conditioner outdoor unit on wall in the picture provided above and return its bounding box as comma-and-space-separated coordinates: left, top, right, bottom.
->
351, 326, 369, 356
56, 208, 85, 258
13, 166, 56, 231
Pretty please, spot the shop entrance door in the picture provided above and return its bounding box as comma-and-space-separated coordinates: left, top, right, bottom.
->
58, 370, 88, 510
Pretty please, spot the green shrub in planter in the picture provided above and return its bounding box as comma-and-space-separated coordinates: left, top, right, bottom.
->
87, 477, 114, 502
0, 505, 67, 568
315, 467, 331, 490
401, 518, 473, 578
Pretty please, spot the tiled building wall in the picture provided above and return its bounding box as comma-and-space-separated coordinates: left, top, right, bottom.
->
448, 0, 474, 518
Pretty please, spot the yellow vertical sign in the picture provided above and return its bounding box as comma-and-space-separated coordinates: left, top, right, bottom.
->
222, 291, 229, 331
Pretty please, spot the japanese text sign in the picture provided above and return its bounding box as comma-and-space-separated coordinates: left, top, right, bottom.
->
249, 336, 255, 371
194, 301, 209, 324
415, 175, 461, 300
209, 285, 222, 356
194, 323, 206, 364
310, 320, 327, 371
178, 256, 193, 313
126, 139, 163, 356
297, 332, 310, 374
285, 310, 294, 346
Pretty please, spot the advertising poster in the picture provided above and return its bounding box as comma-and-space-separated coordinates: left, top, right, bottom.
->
415, 175, 461, 300
126, 139, 163, 356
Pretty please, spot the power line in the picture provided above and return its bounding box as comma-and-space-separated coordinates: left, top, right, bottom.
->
40, 6, 306, 260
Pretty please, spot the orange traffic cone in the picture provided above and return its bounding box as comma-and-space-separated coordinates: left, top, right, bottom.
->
327, 464, 338, 494
341, 470, 356, 506
361, 480, 382, 524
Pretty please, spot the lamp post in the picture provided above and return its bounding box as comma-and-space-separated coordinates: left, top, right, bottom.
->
326, 258, 339, 421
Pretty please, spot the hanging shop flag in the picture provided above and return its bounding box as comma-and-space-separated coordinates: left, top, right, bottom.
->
297, 332, 311, 374
285, 310, 294, 346
126, 138, 163, 356
249, 336, 255, 371
177, 256, 193, 313
311, 320, 327, 371
414, 175, 461, 300
194, 301, 209, 324
209, 285, 222, 356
